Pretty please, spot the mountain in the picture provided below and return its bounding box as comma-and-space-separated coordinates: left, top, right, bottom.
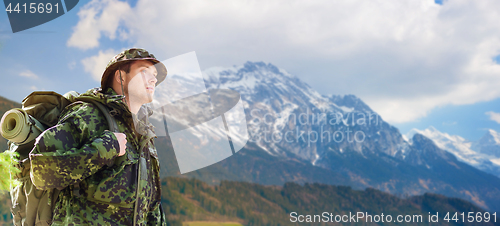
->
407, 127, 500, 178
161, 177, 492, 226
0, 96, 21, 152
473, 129, 500, 158
203, 62, 406, 161
0, 98, 20, 224
153, 61, 500, 212
0, 176, 491, 226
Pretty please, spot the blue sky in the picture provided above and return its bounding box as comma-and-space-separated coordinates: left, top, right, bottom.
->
1, 0, 500, 142
394, 98, 500, 141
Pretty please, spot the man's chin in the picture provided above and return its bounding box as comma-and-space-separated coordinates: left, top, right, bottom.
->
146, 94, 154, 103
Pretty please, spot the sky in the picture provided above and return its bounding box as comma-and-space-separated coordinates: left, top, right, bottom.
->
1, 0, 500, 141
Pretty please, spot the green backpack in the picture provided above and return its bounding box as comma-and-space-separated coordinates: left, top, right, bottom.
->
1, 91, 118, 226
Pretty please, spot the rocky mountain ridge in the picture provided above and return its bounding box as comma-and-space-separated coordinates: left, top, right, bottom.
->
408, 127, 500, 178
164, 61, 500, 211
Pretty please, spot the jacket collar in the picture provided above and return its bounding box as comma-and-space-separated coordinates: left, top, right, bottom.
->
98, 87, 156, 137
74, 88, 156, 137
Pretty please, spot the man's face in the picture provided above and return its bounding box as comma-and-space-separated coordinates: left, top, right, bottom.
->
125, 60, 158, 106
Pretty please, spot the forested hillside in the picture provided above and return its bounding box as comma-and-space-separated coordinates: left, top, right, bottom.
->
0, 177, 494, 226
161, 177, 493, 226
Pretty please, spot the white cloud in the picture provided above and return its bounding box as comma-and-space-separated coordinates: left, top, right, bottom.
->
67, 0, 131, 50
19, 70, 38, 79
30, 86, 38, 90
70, 0, 500, 123
81, 49, 117, 81
486, 111, 500, 124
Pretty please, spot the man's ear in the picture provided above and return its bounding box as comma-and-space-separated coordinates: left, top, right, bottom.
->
114, 69, 126, 84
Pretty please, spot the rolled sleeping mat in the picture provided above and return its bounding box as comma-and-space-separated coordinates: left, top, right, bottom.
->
0, 108, 46, 145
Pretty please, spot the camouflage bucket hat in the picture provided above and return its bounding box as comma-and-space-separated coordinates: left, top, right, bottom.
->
101, 48, 167, 91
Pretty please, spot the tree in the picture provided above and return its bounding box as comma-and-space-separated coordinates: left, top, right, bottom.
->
0, 150, 19, 192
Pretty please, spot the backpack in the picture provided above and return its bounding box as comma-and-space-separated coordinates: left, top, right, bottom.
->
0, 91, 118, 226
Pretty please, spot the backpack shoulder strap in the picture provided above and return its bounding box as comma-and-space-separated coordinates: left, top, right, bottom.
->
64, 99, 119, 133
84, 100, 119, 133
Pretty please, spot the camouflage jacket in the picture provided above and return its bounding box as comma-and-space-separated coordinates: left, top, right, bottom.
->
29, 88, 166, 225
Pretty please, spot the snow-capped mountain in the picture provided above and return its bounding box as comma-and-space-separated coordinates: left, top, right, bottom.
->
204, 62, 408, 162
473, 129, 500, 158
407, 127, 500, 178
157, 61, 500, 212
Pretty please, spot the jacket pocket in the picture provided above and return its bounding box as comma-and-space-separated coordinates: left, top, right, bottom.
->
88, 143, 139, 208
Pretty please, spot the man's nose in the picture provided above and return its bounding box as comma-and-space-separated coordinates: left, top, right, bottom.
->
149, 74, 157, 84
144, 71, 157, 84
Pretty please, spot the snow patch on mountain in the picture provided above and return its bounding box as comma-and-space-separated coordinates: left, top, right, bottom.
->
489, 129, 500, 144
201, 61, 405, 162
473, 129, 500, 158
339, 106, 354, 113
492, 158, 500, 165
407, 127, 500, 178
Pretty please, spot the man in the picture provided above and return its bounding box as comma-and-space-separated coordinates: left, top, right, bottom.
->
29, 48, 167, 225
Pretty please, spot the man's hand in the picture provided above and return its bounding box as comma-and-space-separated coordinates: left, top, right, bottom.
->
113, 132, 127, 156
